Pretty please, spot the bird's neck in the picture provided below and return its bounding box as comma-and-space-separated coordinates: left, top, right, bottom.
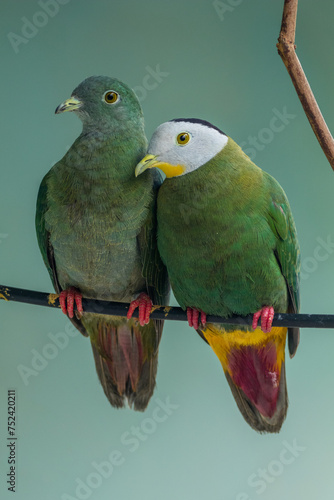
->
66, 122, 147, 182
163, 139, 264, 211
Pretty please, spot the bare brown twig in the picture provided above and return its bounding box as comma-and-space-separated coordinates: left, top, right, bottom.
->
277, 0, 334, 170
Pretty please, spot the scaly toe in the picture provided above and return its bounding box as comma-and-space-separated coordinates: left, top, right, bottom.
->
186, 307, 201, 330
74, 291, 83, 317
59, 291, 68, 316
252, 306, 275, 333
252, 309, 262, 330
192, 309, 200, 330
59, 287, 83, 319
262, 306, 274, 333
127, 293, 153, 326
127, 300, 138, 320
66, 289, 75, 318
187, 307, 194, 328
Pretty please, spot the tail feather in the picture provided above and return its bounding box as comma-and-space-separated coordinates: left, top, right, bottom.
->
107, 325, 144, 393
202, 325, 288, 433
88, 316, 160, 411
288, 327, 300, 358
91, 343, 125, 409
127, 354, 158, 411
225, 362, 288, 433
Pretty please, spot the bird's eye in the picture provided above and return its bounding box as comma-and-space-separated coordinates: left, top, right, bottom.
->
176, 132, 190, 145
103, 91, 119, 104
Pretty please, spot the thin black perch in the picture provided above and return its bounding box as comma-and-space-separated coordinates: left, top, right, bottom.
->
0, 284, 333, 329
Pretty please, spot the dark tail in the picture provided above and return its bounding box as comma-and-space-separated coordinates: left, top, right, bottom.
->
89, 317, 160, 411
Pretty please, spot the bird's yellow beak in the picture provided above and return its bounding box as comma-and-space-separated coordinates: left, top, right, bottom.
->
55, 96, 82, 114
135, 154, 186, 178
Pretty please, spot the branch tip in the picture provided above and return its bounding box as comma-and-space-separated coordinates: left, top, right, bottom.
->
277, 0, 334, 170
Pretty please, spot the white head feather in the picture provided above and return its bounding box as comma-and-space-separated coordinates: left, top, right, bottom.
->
148, 119, 228, 176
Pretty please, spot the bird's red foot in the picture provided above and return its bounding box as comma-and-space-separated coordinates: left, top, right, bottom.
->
252, 306, 274, 333
186, 307, 207, 330
59, 287, 83, 319
127, 293, 153, 326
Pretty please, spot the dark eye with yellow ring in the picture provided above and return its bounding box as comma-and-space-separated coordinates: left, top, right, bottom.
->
103, 91, 119, 104
176, 132, 190, 145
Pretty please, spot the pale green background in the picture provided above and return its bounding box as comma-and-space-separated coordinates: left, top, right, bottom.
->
1, 1, 334, 499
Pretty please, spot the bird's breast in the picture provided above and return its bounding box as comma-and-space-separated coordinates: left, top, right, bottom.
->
45, 174, 151, 301
157, 177, 287, 316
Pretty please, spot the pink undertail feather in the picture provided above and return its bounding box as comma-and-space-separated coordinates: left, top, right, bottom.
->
228, 342, 281, 419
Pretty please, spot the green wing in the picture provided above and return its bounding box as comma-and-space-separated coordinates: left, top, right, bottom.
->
35, 173, 88, 337
35, 173, 60, 290
267, 194, 300, 357
137, 170, 170, 333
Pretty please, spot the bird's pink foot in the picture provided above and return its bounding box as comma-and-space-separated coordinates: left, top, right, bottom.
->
59, 287, 83, 319
252, 306, 275, 333
127, 293, 153, 326
186, 307, 207, 330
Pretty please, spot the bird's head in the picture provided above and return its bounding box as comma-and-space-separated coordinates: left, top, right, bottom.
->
55, 76, 144, 132
135, 119, 228, 178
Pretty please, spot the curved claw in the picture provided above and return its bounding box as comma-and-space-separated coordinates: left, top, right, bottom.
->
252, 306, 275, 333
127, 293, 153, 326
59, 287, 83, 319
186, 307, 207, 330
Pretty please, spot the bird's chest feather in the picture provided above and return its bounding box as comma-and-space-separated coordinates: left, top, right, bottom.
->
45, 168, 152, 299
158, 170, 286, 315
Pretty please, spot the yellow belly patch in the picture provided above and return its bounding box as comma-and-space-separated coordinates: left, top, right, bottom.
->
202, 324, 287, 371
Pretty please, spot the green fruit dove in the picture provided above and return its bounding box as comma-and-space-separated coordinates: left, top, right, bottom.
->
35, 76, 169, 411
135, 118, 300, 432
